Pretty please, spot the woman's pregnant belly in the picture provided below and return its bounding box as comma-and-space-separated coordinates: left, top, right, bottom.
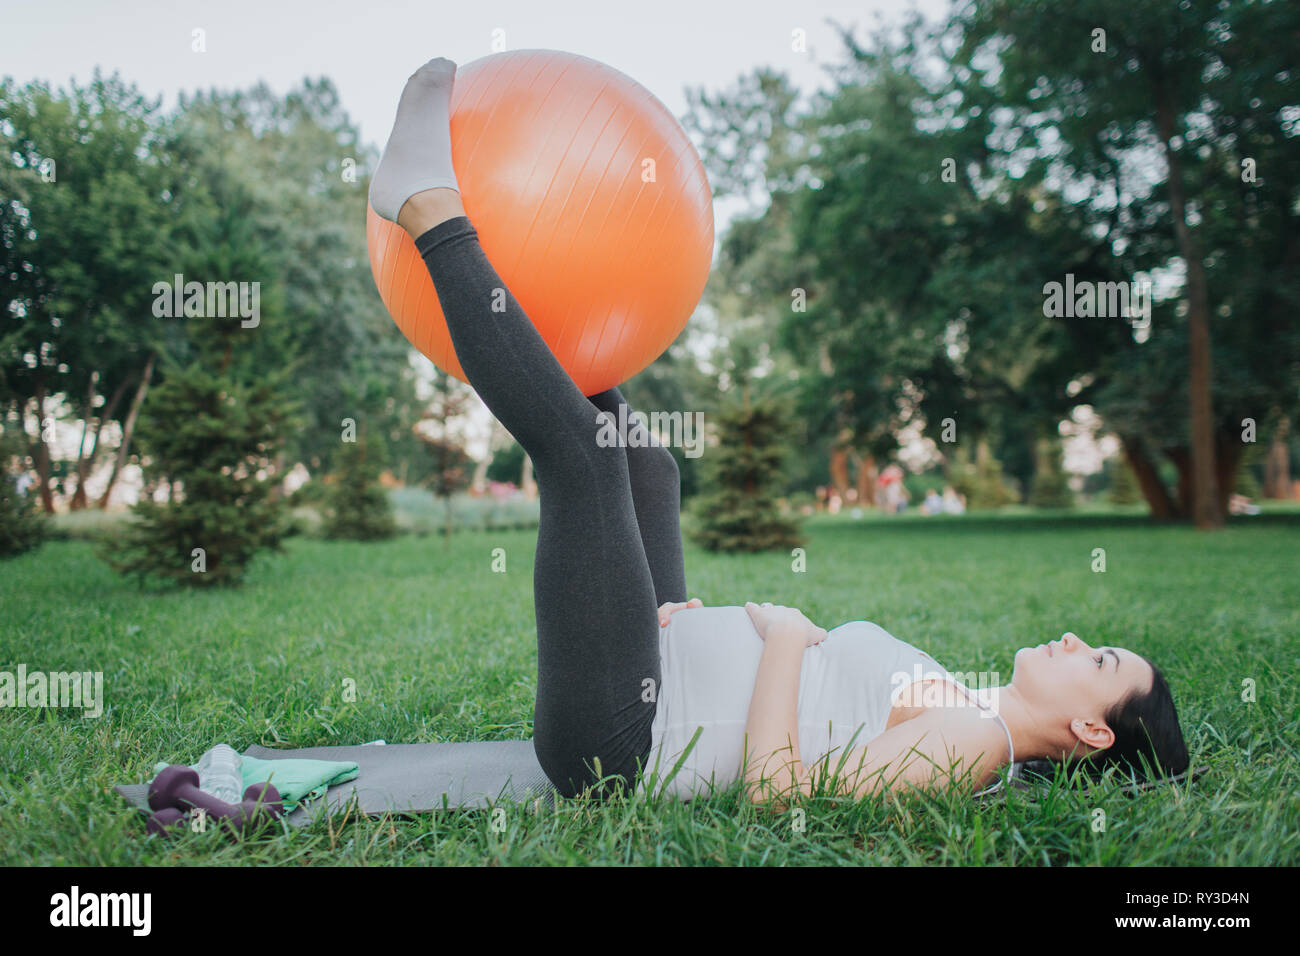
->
646, 606, 765, 798
643, 605, 925, 800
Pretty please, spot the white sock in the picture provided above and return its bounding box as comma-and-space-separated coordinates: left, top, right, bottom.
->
369, 57, 460, 222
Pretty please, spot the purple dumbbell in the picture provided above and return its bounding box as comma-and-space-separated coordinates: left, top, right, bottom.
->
146, 807, 187, 836
147, 766, 284, 834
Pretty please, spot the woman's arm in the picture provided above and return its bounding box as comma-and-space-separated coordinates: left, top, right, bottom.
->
741, 603, 827, 807
740, 604, 1010, 806
831, 708, 1011, 799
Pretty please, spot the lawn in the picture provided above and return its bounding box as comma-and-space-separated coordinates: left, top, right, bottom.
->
1, 510, 1296, 865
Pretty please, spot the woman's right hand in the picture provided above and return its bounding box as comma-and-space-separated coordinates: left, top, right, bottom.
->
658, 597, 703, 627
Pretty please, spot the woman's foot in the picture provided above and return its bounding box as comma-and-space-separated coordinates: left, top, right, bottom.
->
397, 187, 465, 237
370, 57, 463, 231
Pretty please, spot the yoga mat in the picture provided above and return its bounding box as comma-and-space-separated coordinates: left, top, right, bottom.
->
115, 743, 1206, 824
116, 740, 556, 826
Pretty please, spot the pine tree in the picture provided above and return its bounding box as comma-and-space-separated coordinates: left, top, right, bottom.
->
948, 440, 1019, 509
688, 388, 803, 553
0, 476, 46, 559
1, 446, 47, 560
1028, 435, 1074, 508
104, 362, 292, 587
1108, 457, 1142, 505
1, 424, 46, 558
323, 430, 397, 541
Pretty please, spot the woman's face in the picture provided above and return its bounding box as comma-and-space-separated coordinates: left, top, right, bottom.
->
1012, 632, 1154, 754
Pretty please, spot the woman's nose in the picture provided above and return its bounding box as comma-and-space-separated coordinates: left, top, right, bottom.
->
1061, 632, 1078, 650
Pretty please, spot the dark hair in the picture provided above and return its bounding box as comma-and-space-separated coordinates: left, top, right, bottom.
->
1023, 657, 1189, 785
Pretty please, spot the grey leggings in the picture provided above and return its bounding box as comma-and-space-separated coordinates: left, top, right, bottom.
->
416, 216, 688, 798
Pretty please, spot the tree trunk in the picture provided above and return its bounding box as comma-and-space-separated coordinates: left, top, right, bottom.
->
33, 379, 56, 513
1154, 82, 1220, 529
69, 372, 99, 510
75, 375, 130, 508
1214, 432, 1244, 519
829, 443, 851, 502
1120, 435, 1179, 520
98, 353, 155, 510
854, 451, 877, 506
1264, 416, 1291, 498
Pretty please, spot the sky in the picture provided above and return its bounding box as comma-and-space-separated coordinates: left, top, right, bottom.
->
2, 0, 948, 149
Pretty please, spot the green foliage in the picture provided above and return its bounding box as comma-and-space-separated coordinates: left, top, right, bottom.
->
323, 433, 397, 542
1028, 436, 1075, 509
0, 476, 47, 559
686, 2, 1300, 522
0, 424, 47, 558
947, 441, 1019, 510
0, 72, 427, 512
170, 81, 421, 476
1235, 462, 1263, 499
1108, 458, 1143, 505
288, 477, 328, 507
485, 441, 525, 484
104, 362, 291, 587
0, 71, 178, 509
688, 389, 804, 552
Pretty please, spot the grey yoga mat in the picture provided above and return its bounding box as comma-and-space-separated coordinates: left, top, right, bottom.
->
115, 740, 557, 826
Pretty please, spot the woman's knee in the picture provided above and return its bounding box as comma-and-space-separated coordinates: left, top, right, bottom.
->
626, 439, 679, 492
533, 708, 651, 798
533, 738, 634, 799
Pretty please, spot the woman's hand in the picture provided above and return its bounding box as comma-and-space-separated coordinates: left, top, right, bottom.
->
744, 602, 829, 647
658, 597, 703, 627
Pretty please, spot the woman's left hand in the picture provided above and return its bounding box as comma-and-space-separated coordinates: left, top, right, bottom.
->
744, 602, 829, 647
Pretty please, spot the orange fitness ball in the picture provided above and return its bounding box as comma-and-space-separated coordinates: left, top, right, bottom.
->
367, 49, 715, 396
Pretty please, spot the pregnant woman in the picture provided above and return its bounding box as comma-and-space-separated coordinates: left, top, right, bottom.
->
368, 58, 1189, 804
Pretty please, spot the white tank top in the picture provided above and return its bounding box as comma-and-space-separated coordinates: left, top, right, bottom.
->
640, 605, 1020, 800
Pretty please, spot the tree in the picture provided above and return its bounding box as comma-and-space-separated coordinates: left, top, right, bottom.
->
0, 421, 47, 558
1028, 435, 1074, 509
947, 440, 1018, 510
485, 437, 525, 485
1, 72, 176, 512
170, 80, 423, 484
414, 371, 474, 539
323, 429, 396, 541
105, 361, 292, 586
958, 0, 1300, 528
688, 385, 804, 553
1107, 457, 1142, 505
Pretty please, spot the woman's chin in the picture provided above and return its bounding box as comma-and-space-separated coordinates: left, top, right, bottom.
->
1010, 647, 1033, 681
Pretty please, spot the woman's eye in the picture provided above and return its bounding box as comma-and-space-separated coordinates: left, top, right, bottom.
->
1095, 656, 1104, 668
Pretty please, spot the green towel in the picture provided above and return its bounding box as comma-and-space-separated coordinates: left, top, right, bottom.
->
152, 754, 360, 812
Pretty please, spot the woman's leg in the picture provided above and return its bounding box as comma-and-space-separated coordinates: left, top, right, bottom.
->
415, 217, 661, 797
373, 58, 673, 797
587, 388, 688, 607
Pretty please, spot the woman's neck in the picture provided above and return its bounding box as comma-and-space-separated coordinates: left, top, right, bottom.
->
986, 683, 1072, 763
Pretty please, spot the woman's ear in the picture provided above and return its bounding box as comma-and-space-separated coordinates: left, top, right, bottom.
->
1070, 717, 1115, 753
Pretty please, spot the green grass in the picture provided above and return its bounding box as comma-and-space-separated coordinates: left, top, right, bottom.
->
1, 510, 1296, 865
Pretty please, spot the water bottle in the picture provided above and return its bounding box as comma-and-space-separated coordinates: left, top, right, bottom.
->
194, 743, 244, 804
